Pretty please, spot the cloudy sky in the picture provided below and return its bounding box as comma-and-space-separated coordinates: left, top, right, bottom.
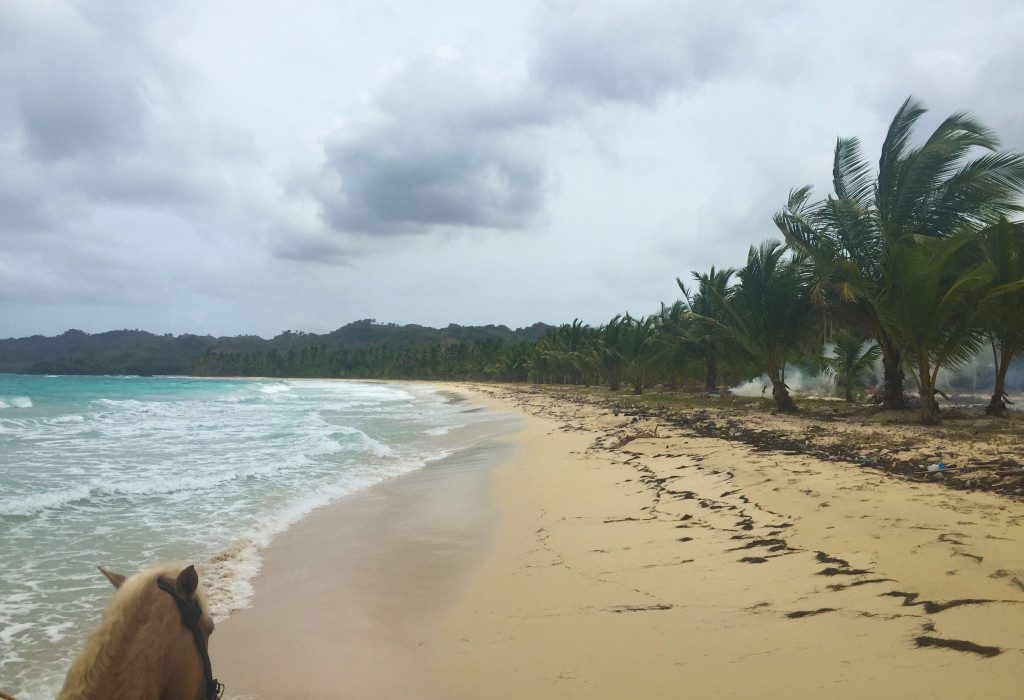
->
2, 0, 1023, 338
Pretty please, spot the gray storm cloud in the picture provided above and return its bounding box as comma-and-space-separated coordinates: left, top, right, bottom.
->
0, 1, 276, 316
316, 55, 550, 237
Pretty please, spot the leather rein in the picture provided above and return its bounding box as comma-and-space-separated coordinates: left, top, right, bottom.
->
156, 578, 224, 700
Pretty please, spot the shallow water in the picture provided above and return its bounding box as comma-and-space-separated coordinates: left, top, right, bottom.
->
0, 375, 492, 698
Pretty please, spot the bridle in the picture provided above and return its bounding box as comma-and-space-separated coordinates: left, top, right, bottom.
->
156, 578, 224, 700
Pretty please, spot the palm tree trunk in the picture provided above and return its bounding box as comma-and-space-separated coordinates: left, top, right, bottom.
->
666, 371, 678, 390
986, 347, 1014, 416
769, 366, 798, 412
633, 369, 645, 394
704, 344, 718, 393
771, 379, 798, 412
919, 365, 939, 425
878, 332, 907, 409
920, 394, 940, 424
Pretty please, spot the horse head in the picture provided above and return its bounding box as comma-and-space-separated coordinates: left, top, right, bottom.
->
99, 563, 215, 638
59, 563, 221, 700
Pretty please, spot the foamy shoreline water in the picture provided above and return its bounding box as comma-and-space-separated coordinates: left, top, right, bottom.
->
0, 374, 492, 699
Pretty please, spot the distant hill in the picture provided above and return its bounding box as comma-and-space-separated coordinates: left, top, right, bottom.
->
0, 320, 554, 376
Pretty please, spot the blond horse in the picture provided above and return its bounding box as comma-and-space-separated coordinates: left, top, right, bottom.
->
57, 564, 218, 700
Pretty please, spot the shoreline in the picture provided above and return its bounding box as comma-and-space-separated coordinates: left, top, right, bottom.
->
214, 382, 1024, 698
1, 377, 501, 699
212, 387, 520, 697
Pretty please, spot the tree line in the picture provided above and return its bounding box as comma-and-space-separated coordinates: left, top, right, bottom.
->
0, 322, 549, 377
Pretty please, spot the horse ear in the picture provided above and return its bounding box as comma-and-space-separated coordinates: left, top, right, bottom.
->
97, 566, 126, 589
176, 564, 199, 598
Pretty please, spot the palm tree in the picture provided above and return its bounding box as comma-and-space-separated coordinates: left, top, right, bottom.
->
710, 241, 812, 412
981, 218, 1024, 415
678, 266, 735, 393
586, 315, 627, 390
620, 315, 662, 394
534, 320, 591, 384
655, 300, 692, 389
775, 96, 1024, 410
822, 332, 881, 401
876, 233, 994, 424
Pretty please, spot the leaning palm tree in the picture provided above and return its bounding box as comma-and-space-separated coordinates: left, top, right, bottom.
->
678, 266, 735, 393
980, 218, 1024, 415
822, 332, 881, 401
710, 241, 812, 412
775, 96, 1024, 410
876, 233, 995, 424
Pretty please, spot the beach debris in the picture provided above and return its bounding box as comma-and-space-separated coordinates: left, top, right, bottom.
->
880, 591, 1002, 614
927, 461, 946, 472
913, 636, 1001, 658
543, 386, 1024, 499
785, 607, 836, 619
814, 551, 874, 577
611, 427, 661, 448
607, 603, 673, 613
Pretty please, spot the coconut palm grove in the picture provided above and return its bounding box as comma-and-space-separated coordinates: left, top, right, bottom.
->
4, 96, 1024, 425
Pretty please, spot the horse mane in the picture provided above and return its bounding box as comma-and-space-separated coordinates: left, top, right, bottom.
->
59, 563, 210, 700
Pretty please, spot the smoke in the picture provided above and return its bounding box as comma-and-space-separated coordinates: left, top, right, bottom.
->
729, 376, 771, 397
728, 345, 1024, 407
729, 367, 835, 398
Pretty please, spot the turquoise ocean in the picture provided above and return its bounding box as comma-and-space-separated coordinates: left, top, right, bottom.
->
0, 374, 500, 698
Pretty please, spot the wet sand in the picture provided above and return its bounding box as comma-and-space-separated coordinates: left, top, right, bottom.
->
215, 384, 1024, 698
212, 411, 517, 698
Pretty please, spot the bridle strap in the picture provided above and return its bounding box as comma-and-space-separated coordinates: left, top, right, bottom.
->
156, 578, 224, 700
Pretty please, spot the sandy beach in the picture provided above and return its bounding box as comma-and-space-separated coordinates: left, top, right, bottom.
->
214, 384, 1024, 698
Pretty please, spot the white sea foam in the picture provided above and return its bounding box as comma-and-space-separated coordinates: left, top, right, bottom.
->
424, 425, 452, 436
43, 622, 73, 643
0, 396, 33, 409
0, 485, 93, 517
0, 622, 32, 644
336, 425, 394, 457
92, 398, 145, 408
2, 433, 350, 516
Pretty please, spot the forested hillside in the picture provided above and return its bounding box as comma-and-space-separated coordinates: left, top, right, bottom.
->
0, 320, 552, 377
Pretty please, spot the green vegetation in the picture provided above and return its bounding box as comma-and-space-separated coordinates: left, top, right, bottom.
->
708, 241, 813, 412
776, 97, 1024, 420
678, 267, 734, 392
822, 332, 881, 402
0, 322, 551, 379
4, 96, 1024, 425
981, 218, 1024, 415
